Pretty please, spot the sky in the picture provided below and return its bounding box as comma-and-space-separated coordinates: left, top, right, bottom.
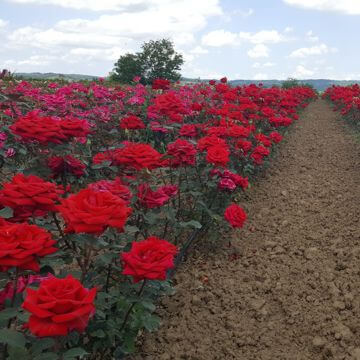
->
0, 0, 359, 80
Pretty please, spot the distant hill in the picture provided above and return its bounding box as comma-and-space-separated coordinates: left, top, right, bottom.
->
14, 72, 99, 81
182, 78, 360, 92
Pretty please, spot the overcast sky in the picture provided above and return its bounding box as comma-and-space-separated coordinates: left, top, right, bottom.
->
1, 0, 359, 80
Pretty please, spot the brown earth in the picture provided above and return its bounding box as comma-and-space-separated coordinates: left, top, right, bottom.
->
133, 99, 360, 360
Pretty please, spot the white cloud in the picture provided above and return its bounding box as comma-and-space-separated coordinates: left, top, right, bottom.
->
284, 26, 294, 33
232, 8, 254, 17
292, 65, 315, 78
289, 43, 337, 58
252, 61, 275, 68
283, 0, 360, 15
239, 30, 286, 44
306, 30, 319, 42
253, 73, 269, 80
247, 44, 269, 58
0, 19, 8, 28
189, 46, 208, 54
201, 30, 238, 47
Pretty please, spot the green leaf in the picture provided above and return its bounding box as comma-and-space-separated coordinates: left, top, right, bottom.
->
142, 314, 160, 332
90, 329, 106, 338
179, 220, 202, 229
33, 353, 59, 360
0, 329, 26, 347
8, 346, 30, 360
0, 308, 18, 322
63, 347, 88, 359
31, 338, 56, 355
0, 207, 13, 219
140, 301, 156, 312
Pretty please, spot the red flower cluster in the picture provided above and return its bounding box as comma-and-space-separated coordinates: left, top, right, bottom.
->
121, 236, 178, 283
22, 275, 96, 337
88, 178, 132, 204
10, 111, 90, 145
57, 188, 131, 234
152, 78, 171, 90
0, 174, 63, 221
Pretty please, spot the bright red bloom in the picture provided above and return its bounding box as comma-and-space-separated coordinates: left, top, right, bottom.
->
88, 178, 132, 204
198, 135, 226, 151
0, 222, 57, 272
120, 115, 145, 130
167, 139, 197, 167
206, 145, 230, 167
47, 155, 86, 178
179, 124, 197, 137
121, 236, 178, 283
236, 140, 253, 154
224, 204, 247, 228
59, 117, 90, 138
255, 133, 272, 147
269, 131, 283, 144
22, 275, 96, 337
57, 188, 131, 234
250, 145, 270, 165
115, 143, 162, 170
0, 174, 63, 221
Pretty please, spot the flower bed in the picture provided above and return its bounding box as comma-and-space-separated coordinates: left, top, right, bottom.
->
0, 77, 316, 358
323, 84, 360, 128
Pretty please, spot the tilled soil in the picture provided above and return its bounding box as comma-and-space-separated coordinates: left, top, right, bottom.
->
133, 99, 360, 360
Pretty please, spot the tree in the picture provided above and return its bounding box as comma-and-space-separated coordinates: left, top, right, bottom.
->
110, 53, 143, 83
111, 39, 184, 84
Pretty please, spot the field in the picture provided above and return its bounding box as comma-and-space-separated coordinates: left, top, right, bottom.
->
2, 77, 359, 359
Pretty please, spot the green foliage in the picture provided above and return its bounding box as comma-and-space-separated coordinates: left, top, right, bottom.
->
111, 39, 183, 84
282, 78, 300, 89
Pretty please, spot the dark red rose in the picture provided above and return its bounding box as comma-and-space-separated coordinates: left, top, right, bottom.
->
57, 188, 131, 234
236, 140, 253, 154
218, 178, 236, 192
224, 204, 247, 228
88, 178, 132, 204
206, 144, 230, 167
209, 80, 216, 85
22, 275, 96, 337
255, 133, 272, 147
166, 139, 197, 167
0, 174, 63, 221
220, 77, 227, 83
47, 155, 86, 178
152, 79, 171, 90
121, 236, 178, 283
250, 145, 270, 165
0, 222, 57, 272
120, 115, 145, 130
137, 184, 170, 209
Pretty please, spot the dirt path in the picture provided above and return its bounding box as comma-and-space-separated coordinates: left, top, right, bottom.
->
134, 99, 360, 360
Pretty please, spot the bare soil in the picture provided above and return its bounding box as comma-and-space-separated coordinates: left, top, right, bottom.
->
133, 99, 360, 360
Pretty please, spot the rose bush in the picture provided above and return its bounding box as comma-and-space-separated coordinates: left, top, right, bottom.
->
0, 77, 316, 358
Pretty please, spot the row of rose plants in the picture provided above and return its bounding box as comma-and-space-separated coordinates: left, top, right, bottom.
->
0, 76, 317, 359
323, 84, 360, 127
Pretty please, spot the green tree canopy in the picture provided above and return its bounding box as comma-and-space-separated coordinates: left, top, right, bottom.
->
110, 39, 183, 84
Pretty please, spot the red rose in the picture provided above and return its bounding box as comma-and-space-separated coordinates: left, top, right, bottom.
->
137, 184, 170, 209
236, 140, 253, 154
0, 174, 63, 221
120, 115, 145, 130
179, 124, 197, 137
47, 155, 86, 178
59, 117, 90, 138
220, 77, 227, 83
197, 135, 226, 151
0, 222, 57, 272
218, 178, 236, 192
206, 145, 230, 167
166, 139, 197, 167
121, 236, 178, 283
255, 133, 272, 147
22, 275, 97, 337
57, 188, 131, 234
88, 178, 132, 204
114, 143, 162, 170
152, 79, 171, 90
224, 204, 247, 228
250, 145, 270, 165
